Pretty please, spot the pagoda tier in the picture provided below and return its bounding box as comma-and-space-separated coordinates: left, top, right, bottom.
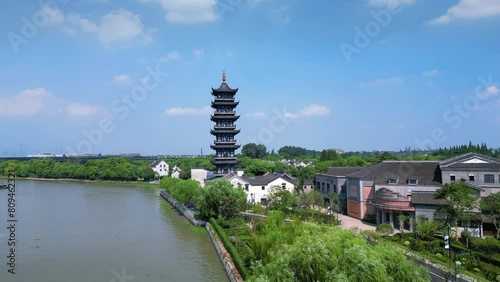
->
211, 101, 239, 107
210, 129, 240, 135
210, 115, 240, 121
211, 159, 239, 166
210, 71, 241, 176
211, 144, 241, 150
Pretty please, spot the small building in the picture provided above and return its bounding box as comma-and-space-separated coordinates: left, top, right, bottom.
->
302, 179, 315, 193
314, 167, 364, 202
225, 172, 295, 204
440, 153, 500, 197
150, 160, 169, 178
171, 165, 182, 178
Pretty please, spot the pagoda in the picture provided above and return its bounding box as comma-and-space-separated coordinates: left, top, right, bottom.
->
210, 71, 240, 176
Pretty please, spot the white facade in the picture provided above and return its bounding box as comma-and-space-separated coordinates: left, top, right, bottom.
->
171, 165, 182, 178
191, 168, 215, 187
226, 173, 295, 203
150, 160, 169, 177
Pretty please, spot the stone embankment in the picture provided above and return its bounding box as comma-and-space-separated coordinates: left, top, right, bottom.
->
160, 190, 242, 281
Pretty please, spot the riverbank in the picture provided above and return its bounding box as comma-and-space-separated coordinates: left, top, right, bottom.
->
0, 176, 159, 188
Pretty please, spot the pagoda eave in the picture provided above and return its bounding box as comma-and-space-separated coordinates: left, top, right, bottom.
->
211, 145, 240, 150
211, 160, 239, 166
210, 115, 240, 121
210, 129, 240, 135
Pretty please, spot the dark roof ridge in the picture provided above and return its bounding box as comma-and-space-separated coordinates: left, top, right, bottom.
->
348, 162, 383, 178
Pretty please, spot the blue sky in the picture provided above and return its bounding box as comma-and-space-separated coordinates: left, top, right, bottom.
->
1, 0, 500, 156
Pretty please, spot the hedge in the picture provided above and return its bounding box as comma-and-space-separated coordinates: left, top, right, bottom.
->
209, 218, 250, 280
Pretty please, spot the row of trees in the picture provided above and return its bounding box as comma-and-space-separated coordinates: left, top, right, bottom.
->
0, 158, 155, 181
160, 177, 247, 219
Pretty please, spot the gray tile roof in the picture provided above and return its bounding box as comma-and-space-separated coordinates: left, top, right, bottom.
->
321, 167, 364, 177
411, 191, 447, 205
347, 161, 442, 186
149, 160, 163, 167
440, 153, 500, 169
303, 179, 314, 186
242, 173, 295, 186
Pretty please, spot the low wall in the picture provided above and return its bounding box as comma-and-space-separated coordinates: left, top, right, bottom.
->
160, 190, 206, 227
206, 223, 243, 282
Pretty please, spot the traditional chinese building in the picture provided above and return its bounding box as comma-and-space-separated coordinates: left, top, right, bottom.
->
210, 71, 240, 176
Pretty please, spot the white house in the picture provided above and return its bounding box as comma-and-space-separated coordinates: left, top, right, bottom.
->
225, 172, 296, 205
171, 165, 182, 178
150, 160, 169, 178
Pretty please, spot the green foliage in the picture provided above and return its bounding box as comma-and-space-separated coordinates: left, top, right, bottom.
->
160, 177, 201, 205
300, 190, 324, 208
268, 186, 297, 211
434, 182, 479, 241
209, 218, 250, 280
197, 178, 246, 219
278, 146, 318, 159
249, 219, 429, 282
241, 143, 268, 159
320, 149, 339, 161
416, 220, 439, 241
376, 223, 394, 237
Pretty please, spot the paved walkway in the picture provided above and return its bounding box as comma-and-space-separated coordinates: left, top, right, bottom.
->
337, 213, 377, 231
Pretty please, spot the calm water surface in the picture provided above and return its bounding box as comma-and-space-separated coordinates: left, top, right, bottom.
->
0, 180, 228, 282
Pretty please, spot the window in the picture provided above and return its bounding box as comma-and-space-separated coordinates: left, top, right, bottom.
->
245, 184, 249, 192
469, 174, 475, 182
327, 183, 330, 192
388, 178, 397, 184
408, 179, 418, 185
484, 174, 495, 184
450, 174, 456, 182
322, 183, 325, 191
261, 186, 265, 191
282, 183, 286, 189
316, 182, 320, 190
334, 184, 337, 194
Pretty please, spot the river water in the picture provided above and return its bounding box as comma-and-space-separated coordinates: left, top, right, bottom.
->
0, 180, 228, 282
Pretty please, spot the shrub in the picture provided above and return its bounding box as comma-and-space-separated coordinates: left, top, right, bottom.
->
473, 268, 481, 272
209, 218, 250, 279
495, 274, 500, 282
404, 241, 411, 246
376, 223, 394, 237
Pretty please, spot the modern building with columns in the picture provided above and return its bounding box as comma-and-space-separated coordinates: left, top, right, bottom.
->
345, 161, 442, 229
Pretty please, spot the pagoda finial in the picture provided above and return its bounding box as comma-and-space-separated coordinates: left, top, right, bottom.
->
222, 71, 226, 82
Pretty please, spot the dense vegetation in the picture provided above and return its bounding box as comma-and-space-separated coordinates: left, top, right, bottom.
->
0, 157, 155, 181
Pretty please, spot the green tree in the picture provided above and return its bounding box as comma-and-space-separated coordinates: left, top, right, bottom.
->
416, 220, 439, 241
320, 149, 339, 161
268, 185, 297, 211
480, 193, 500, 239
434, 182, 478, 241
376, 223, 394, 237
398, 214, 409, 238
197, 178, 246, 218
304, 190, 324, 208
241, 143, 268, 159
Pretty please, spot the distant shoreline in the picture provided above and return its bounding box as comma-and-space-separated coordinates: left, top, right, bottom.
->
0, 176, 158, 187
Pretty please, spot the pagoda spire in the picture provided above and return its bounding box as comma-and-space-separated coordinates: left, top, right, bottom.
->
222, 71, 226, 82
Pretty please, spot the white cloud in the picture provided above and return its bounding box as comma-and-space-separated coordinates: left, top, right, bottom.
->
161, 50, 182, 61
112, 74, 134, 86
66, 103, 100, 117
246, 112, 266, 119
427, 0, 500, 25
0, 88, 101, 118
361, 77, 405, 87
140, 0, 218, 24
479, 86, 500, 99
284, 104, 331, 120
423, 69, 440, 77
40, 5, 65, 25
165, 105, 211, 116
0, 88, 53, 117
193, 48, 204, 58
367, 0, 414, 7
48, 8, 152, 46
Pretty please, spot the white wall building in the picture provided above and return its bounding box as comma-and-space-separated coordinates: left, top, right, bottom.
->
171, 165, 182, 178
150, 160, 169, 178
225, 172, 296, 204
